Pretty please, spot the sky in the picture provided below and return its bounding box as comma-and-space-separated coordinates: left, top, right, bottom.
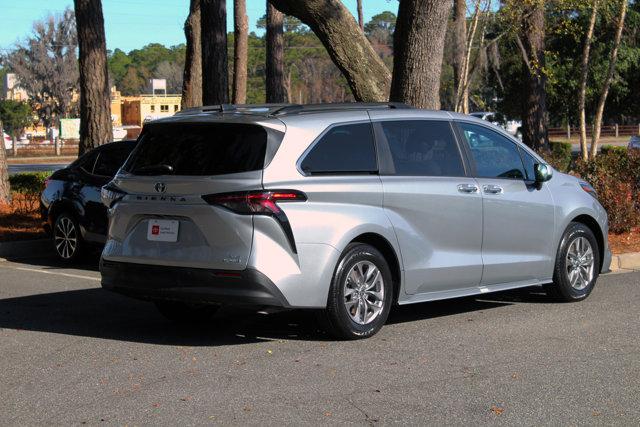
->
0, 0, 397, 53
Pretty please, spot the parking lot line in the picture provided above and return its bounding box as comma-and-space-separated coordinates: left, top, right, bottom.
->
0, 265, 100, 282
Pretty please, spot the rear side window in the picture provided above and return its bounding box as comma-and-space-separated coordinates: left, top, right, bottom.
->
124, 123, 267, 176
380, 120, 465, 176
93, 142, 136, 177
300, 123, 377, 174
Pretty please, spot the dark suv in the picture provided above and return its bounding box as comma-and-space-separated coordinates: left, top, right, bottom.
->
41, 140, 137, 261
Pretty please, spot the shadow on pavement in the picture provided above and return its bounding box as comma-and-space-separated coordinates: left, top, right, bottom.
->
0, 284, 550, 345
3, 250, 102, 272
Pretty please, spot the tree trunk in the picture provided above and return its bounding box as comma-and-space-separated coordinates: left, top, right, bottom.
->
201, 0, 229, 105
74, 0, 113, 155
389, 0, 452, 109
232, 0, 248, 104
357, 0, 364, 31
0, 119, 10, 204
266, 2, 286, 103
517, 4, 549, 151
578, 0, 599, 161
590, 0, 627, 159
182, 0, 203, 108
268, 0, 391, 102
452, 0, 468, 113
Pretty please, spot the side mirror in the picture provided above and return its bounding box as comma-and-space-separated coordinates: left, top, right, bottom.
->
534, 163, 553, 183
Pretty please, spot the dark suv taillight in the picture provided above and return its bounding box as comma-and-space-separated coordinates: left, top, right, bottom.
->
202, 190, 307, 253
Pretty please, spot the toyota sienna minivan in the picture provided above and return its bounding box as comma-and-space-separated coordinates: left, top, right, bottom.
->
100, 103, 611, 339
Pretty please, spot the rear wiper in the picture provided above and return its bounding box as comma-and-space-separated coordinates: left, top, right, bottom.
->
133, 164, 174, 175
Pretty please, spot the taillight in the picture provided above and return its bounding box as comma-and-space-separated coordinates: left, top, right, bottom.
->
202, 190, 307, 215
101, 182, 127, 208
202, 190, 307, 253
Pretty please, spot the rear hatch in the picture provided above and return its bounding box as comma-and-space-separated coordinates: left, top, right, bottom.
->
103, 120, 283, 270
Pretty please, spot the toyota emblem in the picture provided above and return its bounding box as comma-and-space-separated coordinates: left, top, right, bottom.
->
154, 182, 166, 193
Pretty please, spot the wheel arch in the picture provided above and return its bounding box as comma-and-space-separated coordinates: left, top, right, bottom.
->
570, 214, 605, 273
349, 232, 402, 304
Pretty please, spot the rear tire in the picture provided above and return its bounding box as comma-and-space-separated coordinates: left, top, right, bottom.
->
546, 222, 600, 302
322, 243, 393, 340
154, 300, 219, 324
52, 212, 84, 263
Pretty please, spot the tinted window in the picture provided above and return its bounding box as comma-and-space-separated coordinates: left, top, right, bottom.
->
300, 123, 376, 174
93, 142, 136, 177
460, 123, 525, 179
381, 120, 464, 176
519, 147, 537, 181
74, 150, 99, 174
124, 123, 267, 176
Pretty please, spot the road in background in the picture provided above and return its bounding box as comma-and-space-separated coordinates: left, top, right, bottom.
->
8, 163, 68, 174
0, 255, 638, 424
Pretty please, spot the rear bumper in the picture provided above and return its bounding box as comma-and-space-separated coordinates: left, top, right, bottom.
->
100, 259, 290, 308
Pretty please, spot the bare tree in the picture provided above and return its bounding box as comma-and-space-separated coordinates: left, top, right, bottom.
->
268, 0, 391, 102
201, 0, 229, 105
155, 61, 183, 93
516, 2, 549, 151
0, 119, 9, 204
590, 0, 627, 158
452, 0, 468, 113
74, 0, 112, 155
390, 0, 452, 109
357, 0, 364, 31
578, 0, 599, 161
182, 0, 202, 108
4, 9, 78, 128
233, 0, 248, 104
266, 2, 286, 103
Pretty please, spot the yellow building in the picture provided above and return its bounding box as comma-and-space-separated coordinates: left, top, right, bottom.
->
121, 95, 182, 127
110, 87, 123, 127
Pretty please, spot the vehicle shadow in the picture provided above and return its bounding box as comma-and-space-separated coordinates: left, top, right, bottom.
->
0, 286, 549, 346
2, 250, 102, 272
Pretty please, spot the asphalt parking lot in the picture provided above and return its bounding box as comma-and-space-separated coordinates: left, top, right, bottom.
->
1, 255, 639, 425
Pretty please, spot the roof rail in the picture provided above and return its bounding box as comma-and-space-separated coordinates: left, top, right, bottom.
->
269, 102, 412, 116
175, 103, 295, 116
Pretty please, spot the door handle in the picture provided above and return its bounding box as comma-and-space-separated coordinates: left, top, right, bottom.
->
457, 184, 479, 194
483, 184, 503, 194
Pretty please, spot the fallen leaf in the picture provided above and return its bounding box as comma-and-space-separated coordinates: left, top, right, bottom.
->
324, 412, 332, 417
267, 350, 273, 355
152, 403, 160, 408
490, 405, 504, 416
592, 411, 601, 417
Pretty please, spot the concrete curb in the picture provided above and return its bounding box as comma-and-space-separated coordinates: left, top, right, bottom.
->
0, 239, 51, 260
608, 253, 640, 273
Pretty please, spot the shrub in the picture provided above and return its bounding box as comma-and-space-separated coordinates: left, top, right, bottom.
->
600, 145, 627, 155
8, 171, 51, 214
541, 141, 573, 172
574, 150, 640, 234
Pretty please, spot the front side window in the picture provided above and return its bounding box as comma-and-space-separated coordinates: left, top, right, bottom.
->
519, 147, 538, 181
300, 123, 377, 174
380, 120, 465, 177
459, 122, 526, 180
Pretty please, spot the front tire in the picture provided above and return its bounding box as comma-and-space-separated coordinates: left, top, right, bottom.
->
323, 243, 393, 339
52, 212, 83, 262
547, 222, 600, 301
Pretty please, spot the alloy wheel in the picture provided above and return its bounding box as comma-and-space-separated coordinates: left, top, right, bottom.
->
565, 236, 594, 291
54, 216, 78, 260
343, 261, 385, 325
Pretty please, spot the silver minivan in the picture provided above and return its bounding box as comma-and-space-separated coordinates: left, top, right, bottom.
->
100, 103, 611, 339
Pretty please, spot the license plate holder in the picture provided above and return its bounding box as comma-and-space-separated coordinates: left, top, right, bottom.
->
147, 219, 179, 242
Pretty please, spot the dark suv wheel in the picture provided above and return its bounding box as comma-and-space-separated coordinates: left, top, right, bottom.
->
323, 243, 393, 339
547, 222, 600, 301
53, 212, 84, 262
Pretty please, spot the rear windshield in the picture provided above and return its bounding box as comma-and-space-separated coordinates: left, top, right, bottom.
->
124, 123, 267, 176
